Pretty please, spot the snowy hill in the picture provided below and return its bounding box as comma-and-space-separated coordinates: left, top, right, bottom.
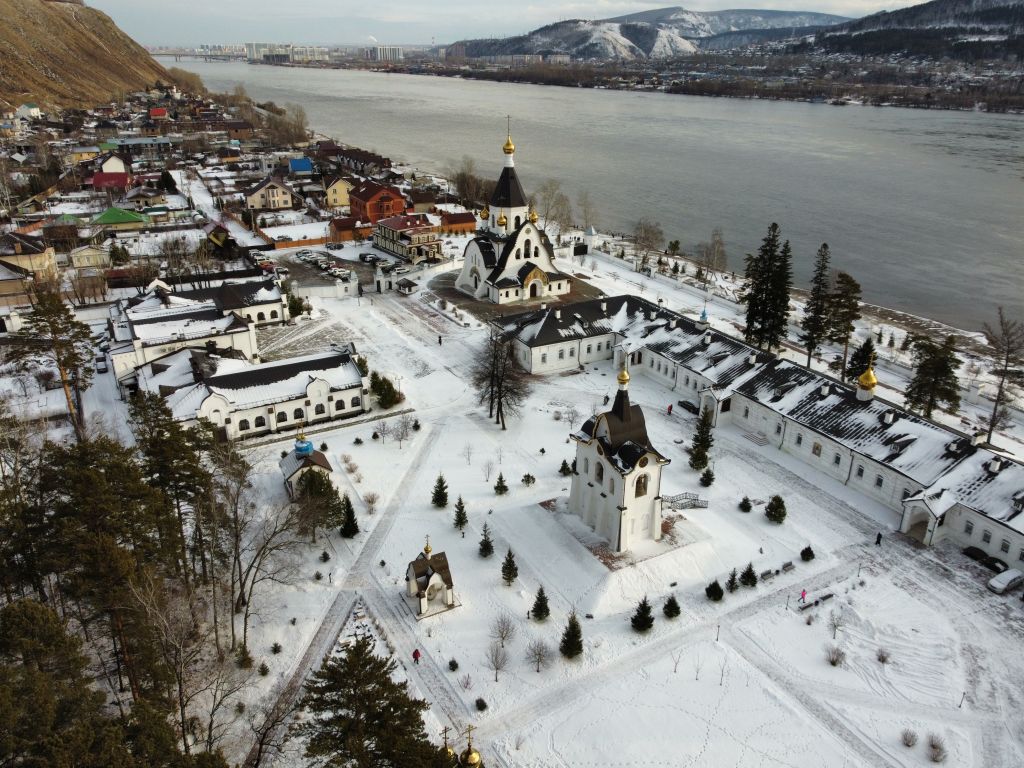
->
838, 0, 1024, 33
456, 5, 849, 60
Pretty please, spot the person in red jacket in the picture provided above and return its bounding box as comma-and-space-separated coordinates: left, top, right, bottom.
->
412, 648, 421, 665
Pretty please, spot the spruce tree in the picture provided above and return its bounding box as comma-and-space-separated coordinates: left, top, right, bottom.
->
478, 523, 494, 558
763, 238, 793, 350
296, 635, 449, 767
688, 406, 714, 470
532, 586, 550, 621
738, 496, 752, 512
741, 223, 791, 350
501, 548, 518, 586
631, 596, 655, 633
699, 468, 715, 487
726, 568, 739, 593
559, 459, 572, 476
846, 337, 876, 381
905, 335, 960, 418
799, 243, 832, 366
494, 472, 509, 495
663, 595, 681, 619
765, 495, 787, 524
453, 496, 468, 530
705, 580, 724, 602
559, 611, 584, 658
827, 272, 863, 379
739, 562, 758, 587
431, 473, 448, 508
340, 493, 359, 538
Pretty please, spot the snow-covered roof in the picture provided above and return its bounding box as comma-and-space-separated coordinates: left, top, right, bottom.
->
912, 450, 1024, 534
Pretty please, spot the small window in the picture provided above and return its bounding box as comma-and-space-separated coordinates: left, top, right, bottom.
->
586, 344, 592, 354
636, 474, 649, 498
254, 416, 266, 428
833, 453, 841, 466
270, 310, 279, 319
293, 408, 304, 420
595, 463, 604, 483
558, 349, 565, 360
1000, 539, 1010, 553
569, 348, 575, 358
795, 434, 803, 446
874, 475, 883, 488
982, 529, 992, 543
743, 406, 749, 418
351, 396, 360, 408
811, 442, 822, 457
1018, 548, 1024, 562
541, 353, 547, 364
276, 412, 287, 423
964, 521, 973, 535
238, 419, 250, 431
608, 478, 615, 494
583, 457, 589, 474
902, 488, 912, 500
336, 400, 345, 411
856, 465, 864, 478
649, 358, 654, 367
257, 312, 266, 321
314, 404, 325, 415
775, 423, 782, 435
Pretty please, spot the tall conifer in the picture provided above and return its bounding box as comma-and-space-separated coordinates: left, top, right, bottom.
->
799, 243, 832, 366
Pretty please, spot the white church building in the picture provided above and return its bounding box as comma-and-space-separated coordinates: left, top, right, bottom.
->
568, 363, 671, 553
456, 133, 571, 305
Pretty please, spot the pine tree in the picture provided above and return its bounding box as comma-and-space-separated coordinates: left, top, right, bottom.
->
494, 472, 509, 495
827, 272, 863, 380
296, 635, 450, 767
741, 223, 791, 350
663, 595, 681, 619
705, 580, 724, 602
478, 523, 494, 558
726, 568, 739, 592
559, 459, 572, 476
700, 468, 715, 487
739, 562, 758, 587
532, 586, 550, 621
631, 596, 655, 632
799, 243, 832, 366
764, 238, 793, 350
431, 474, 448, 508
453, 496, 468, 530
296, 470, 343, 542
765, 495, 787, 524
846, 336, 876, 381
905, 335, 960, 418
559, 611, 584, 658
688, 406, 715, 470
501, 548, 518, 586
340, 493, 359, 538
738, 496, 752, 512
876, 328, 884, 344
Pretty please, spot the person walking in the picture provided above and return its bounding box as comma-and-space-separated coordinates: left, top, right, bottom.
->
875, 532, 882, 546
667, 403, 673, 416
799, 589, 807, 604
438, 335, 442, 346
412, 648, 421, 665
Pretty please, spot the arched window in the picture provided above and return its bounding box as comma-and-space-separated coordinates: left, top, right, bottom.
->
314, 404, 325, 415
254, 416, 266, 428
636, 474, 649, 498
515, 248, 521, 259
525, 238, 531, 255
257, 312, 266, 321
276, 412, 287, 423
293, 408, 304, 420
595, 463, 604, 483
335, 400, 345, 411
351, 396, 361, 408
238, 419, 250, 431
515, 216, 521, 228
534, 247, 539, 257
270, 310, 279, 319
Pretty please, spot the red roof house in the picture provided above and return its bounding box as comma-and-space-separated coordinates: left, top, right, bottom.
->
91, 172, 133, 192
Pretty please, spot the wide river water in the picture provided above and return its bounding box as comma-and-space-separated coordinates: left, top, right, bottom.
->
174, 59, 1023, 331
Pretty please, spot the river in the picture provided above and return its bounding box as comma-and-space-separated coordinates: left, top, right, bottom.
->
171, 59, 1023, 331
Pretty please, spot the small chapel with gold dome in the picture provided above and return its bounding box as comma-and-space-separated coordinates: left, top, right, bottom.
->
456, 131, 572, 304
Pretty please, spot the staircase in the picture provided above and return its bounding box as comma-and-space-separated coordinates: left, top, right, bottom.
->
663, 491, 709, 510
743, 431, 769, 446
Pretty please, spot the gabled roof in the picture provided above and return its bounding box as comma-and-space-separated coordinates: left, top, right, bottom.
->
574, 384, 669, 475
91, 172, 133, 191
279, 449, 333, 482
489, 165, 527, 209
0, 232, 47, 256
441, 211, 477, 225
910, 450, 1024, 534
173, 279, 281, 311
407, 551, 453, 589
243, 176, 297, 198
349, 180, 403, 204
92, 206, 149, 226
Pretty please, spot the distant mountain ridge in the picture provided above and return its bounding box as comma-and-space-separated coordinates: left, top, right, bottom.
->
455, 5, 849, 60
836, 0, 1024, 33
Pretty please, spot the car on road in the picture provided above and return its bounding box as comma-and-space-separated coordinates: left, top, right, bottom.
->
676, 400, 700, 414
296, 249, 314, 258
275, 266, 289, 275
392, 266, 410, 275
359, 253, 379, 263
987, 568, 1024, 594
962, 546, 987, 563
981, 555, 1009, 574
325, 242, 343, 250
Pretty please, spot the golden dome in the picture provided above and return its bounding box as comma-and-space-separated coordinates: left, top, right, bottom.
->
529, 207, 538, 224
857, 366, 877, 390
502, 134, 515, 155
459, 746, 482, 766
617, 365, 630, 386
479, 206, 490, 221
497, 212, 507, 228
423, 535, 432, 557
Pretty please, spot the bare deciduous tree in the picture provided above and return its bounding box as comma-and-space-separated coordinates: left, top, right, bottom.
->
483, 460, 495, 482
578, 189, 597, 230
485, 641, 509, 682
564, 405, 581, 430
982, 307, 1024, 445
670, 649, 683, 674
375, 419, 392, 444
490, 613, 517, 648
694, 652, 704, 681
829, 610, 845, 640
393, 414, 414, 448
245, 695, 298, 768
461, 443, 474, 465
633, 218, 665, 270
525, 639, 552, 673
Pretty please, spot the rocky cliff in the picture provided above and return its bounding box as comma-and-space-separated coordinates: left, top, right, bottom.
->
0, 0, 170, 110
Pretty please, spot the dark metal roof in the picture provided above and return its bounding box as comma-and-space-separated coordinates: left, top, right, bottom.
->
204, 350, 352, 391
489, 166, 527, 209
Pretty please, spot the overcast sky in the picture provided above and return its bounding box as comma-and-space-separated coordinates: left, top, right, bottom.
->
89, 0, 916, 46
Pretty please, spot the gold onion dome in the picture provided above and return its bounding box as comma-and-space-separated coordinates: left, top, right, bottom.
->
529, 207, 538, 224
497, 212, 507, 227
459, 746, 482, 766
858, 366, 878, 390
502, 134, 515, 155
423, 535, 432, 557
617, 365, 631, 386
479, 206, 490, 221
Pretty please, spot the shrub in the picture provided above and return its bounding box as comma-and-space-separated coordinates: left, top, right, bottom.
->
448, 658, 459, 672
663, 595, 681, 619
705, 580, 724, 602
559, 459, 572, 476
320, 442, 328, 451
412, 419, 421, 431
235, 701, 245, 715
738, 496, 752, 512
494, 473, 509, 495
353, 436, 363, 445
876, 647, 891, 664
699, 468, 715, 487
475, 698, 488, 712
271, 642, 282, 654
371, 431, 380, 440
739, 562, 758, 588
805, 614, 815, 625
765, 495, 787, 524
314, 571, 323, 581
801, 545, 815, 562
258, 661, 270, 676
824, 644, 846, 667
901, 729, 918, 747
280, 450, 288, 458
236, 647, 253, 669
319, 551, 331, 562
521, 473, 536, 486
289, 617, 296, 626
928, 734, 947, 763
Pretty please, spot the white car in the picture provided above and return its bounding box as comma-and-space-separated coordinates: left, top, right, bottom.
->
987, 568, 1024, 594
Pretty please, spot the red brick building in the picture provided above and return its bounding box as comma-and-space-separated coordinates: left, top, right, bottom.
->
439, 210, 477, 235
349, 181, 406, 225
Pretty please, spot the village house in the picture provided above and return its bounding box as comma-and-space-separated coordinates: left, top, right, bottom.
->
349, 180, 406, 224
456, 134, 571, 304
372, 213, 442, 263
243, 176, 300, 211
323, 176, 353, 210
0, 262, 33, 310
0, 232, 58, 281
91, 206, 150, 232
439, 210, 477, 235
329, 217, 373, 243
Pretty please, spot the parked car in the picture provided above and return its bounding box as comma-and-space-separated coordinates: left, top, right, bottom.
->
359, 253, 378, 263
95, 359, 108, 373
325, 242, 343, 251
987, 568, 1024, 594
276, 266, 289, 275
981, 556, 1009, 574
392, 266, 410, 275
962, 546, 987, 563
296, 249, 313, 258
676, 400, 700, 414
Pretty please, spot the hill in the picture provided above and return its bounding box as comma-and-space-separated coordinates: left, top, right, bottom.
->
456, 5, 849, 60
0, 0, 170, 110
